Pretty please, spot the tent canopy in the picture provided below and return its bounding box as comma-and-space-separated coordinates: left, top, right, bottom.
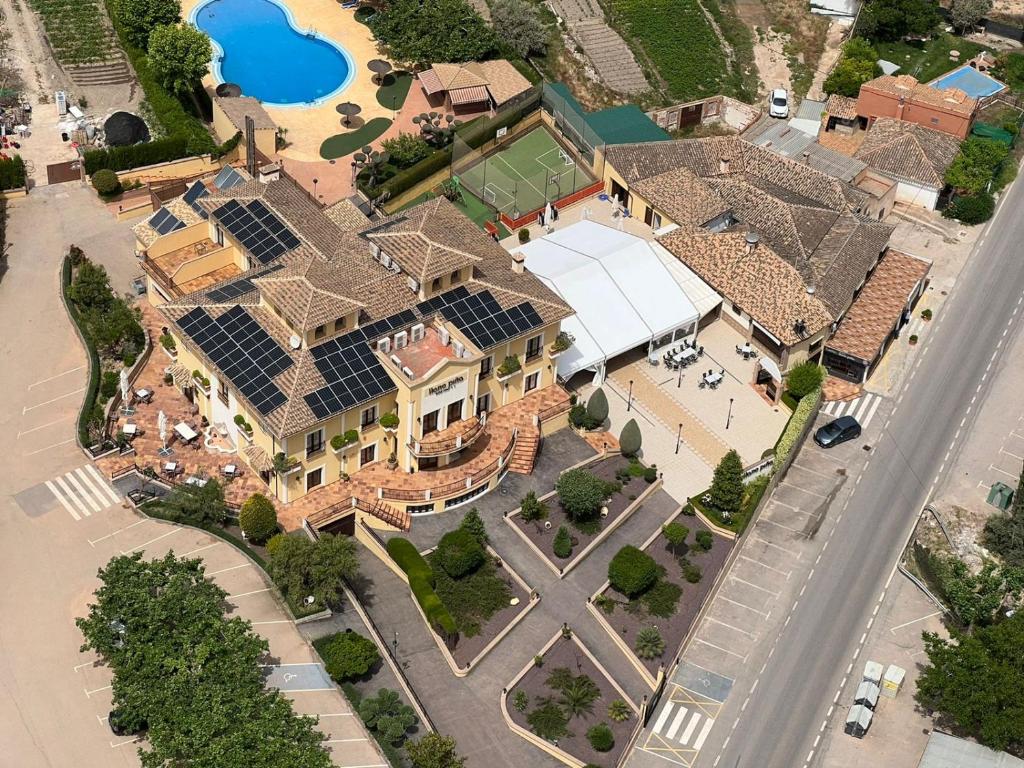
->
519, 221, 706, 379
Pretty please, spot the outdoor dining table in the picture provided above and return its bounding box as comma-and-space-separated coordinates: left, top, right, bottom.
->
163, 461, 180, 475
184, 476, 209, 487
703, 372, 724, 387
135, 388, 153, 403
678, 347, 698, 363
174, 422, 199, 442
122, 423, 138, 437
222, 463, 238, 477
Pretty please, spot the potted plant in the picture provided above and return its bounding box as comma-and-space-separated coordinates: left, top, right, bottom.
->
387, 451, 398, 470
379, 411, 400, 433
550, 330, 574, 357
193, 370, 211, 395
272, 451, 300, 476
496, 354, 521, 382
159, 333, 177, 360
909, 334, 919, 345
330, 429, 360, 453
234, 414, 254, 440
921, 308, 932, 321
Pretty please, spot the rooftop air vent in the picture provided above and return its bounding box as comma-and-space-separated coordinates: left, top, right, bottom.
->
289, 334, 302, 350
407, 276, 420, 293
377, 337, 391, 354
380, 252, 392, 269
410, 323, 425, 342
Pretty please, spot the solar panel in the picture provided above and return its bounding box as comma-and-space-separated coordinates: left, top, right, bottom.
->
304, 325, 399, 420
205, 263, 283, 303
213, 165, 244, 190
439, 290, 543, 350
211, 200, 303, 265
149, 207, 186, 235
176, 306, 293, 416
184, 181, 210, 219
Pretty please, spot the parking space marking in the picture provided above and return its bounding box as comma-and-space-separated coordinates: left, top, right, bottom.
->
694, 637, 747, 661
209, 563, 251, 576
779, 482, 827, 499
756, 517, 807, 536
706, 616, 758, 640
764, 499, 819, 518
181, 542, 220, 557
22, 387, 86, 413
84, 684, 111, 697
728, 575, 780, 597
738, 554, 791, 579
121, 528, 181, 554
889, 610, 943, 633
28, 365, 85, 389
17, 414, 73, 438
229, 588, 271, 599
718, 595, 770, 618
24, 437, 77, 456
748, 534, 802, 558
88, 519, 147, 546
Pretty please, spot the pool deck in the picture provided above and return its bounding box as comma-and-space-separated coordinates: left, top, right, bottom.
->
185, 0, 390, 163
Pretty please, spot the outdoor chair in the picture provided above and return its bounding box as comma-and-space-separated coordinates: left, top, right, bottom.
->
698, 346, 704, 357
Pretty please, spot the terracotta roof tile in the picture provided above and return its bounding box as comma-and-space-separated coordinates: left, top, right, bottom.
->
860, 74, 976, 117
825, 94, 859, 121
854, 118, 961, 188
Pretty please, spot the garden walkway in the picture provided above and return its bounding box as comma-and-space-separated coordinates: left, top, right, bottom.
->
352, 430, 683, 768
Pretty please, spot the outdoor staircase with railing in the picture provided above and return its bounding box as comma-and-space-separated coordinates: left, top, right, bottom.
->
507, 424, 540, 475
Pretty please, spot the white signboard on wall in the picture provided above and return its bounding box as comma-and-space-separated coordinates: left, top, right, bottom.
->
421, 374, 468, 415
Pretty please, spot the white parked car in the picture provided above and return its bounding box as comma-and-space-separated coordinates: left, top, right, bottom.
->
769, 88, 789, 118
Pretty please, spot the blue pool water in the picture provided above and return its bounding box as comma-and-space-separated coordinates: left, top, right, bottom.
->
930, 66, 1005, 100
193, 0, 353, 106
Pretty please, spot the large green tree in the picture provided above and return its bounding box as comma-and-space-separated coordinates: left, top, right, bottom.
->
708, 449, 744, 516
823, 38, 882, 97
76, 552, 332, 768
147, 24, 212, 99
267, 532, 360, 609
945, 137, 1010, 194
915, 613, 1024, 755
370, 0, 498, 65
112, 0, 182, 50
858, 0, 941, 41
407, 732, 468, 768
490, 0, 548, 58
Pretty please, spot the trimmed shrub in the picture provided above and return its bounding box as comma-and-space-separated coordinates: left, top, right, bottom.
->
662, 522, 689, 554
91, 168, 121, 196
786, 361, 824, 399
642, 579, 682, 618
553, 525, 573, 558
0, 155, 26, 190
239, 493, 278, 543
635, 626, 665, 659
709, 449, 744, 517
410, 573, 457, 634
319, 631, 381, 682
694, 529, 714, 552
84, 135, 191, 175
386, 537, 434, 586
644, 465, 658, 483
518, 228, 530, 244
680, 558, 702, 583
943, 193, 995, 225
587, 723, 615, 752
774, 387, 820, 472
436, 528, 485, 578
459, 507, 488, 544
682, 502, 696, 516
608, 545, 660, 597
586, 388, 609, 424
556, 468, 608, 522
619, 418, 642, 457
520, 490, 548, 521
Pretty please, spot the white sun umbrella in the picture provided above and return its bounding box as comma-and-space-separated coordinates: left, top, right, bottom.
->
544, 201, 553, 227
616, 215, 624, 231
119, 368, 134, 415
158, 410, 169, 455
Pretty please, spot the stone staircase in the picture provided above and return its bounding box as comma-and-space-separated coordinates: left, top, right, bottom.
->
67, 58, 133, 87
569, 18, 650, 94
508, 426, 540, 475
549, 0, 602, 22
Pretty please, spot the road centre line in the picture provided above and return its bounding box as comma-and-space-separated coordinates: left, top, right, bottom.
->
27, 365, 85, 388
22, 387, 85, 413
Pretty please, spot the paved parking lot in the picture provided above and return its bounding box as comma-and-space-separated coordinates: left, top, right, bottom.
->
625, 402, 888, 768
72, 509, 386, 768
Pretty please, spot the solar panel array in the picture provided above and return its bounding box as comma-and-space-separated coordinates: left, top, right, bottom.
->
177, 305, 293, 416
184, 181, 210, 219
304, 310, 417, 419
438, 290, 543, 350
205, 263, 284, 304
213, 165, 244, 190
213, 199, 301, 265
149, 207, 186, 235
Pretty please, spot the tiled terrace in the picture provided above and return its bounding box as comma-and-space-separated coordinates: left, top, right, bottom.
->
178, 264, 242, 294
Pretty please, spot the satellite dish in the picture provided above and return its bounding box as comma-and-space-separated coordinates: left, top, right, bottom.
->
303, 595, 316, 606
289, 335, 302, 350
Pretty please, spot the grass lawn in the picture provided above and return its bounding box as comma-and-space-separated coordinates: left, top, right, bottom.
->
873, 34, 987, 84
376, 72, 414, 110
320, 118, 393, 160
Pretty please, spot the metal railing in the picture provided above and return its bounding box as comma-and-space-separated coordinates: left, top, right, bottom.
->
307, 495, 410, 531
408, 417, 484, 458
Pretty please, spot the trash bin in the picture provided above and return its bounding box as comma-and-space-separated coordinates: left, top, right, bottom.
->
987, 482, 1014, 511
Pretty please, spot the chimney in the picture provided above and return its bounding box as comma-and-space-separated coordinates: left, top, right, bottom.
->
258, 162, 281, 183
719, 156, 731, 174
744, 231, 759, 254
245, 115, 256, 175
802, 151, 811, 164
512, 251, 525, 274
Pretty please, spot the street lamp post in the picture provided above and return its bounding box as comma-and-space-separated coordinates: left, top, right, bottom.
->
677, 360, 683, 388
627, 379, 634, 411
675, 422, 682, 454
726, 397, 734, 430
393, 631, 399, 660
312, 177, 318, 198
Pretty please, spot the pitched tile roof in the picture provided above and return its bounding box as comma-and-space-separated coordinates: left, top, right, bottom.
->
657, 230, 833, 345
324, 198, 370, 232
854, 118, 961, 188
860, 74, 976, 117
827, 249, 931, 362
419, 60, 532, 108
825, 94, 859, 121
631, 166, 730, 229
214, 96, 277, 132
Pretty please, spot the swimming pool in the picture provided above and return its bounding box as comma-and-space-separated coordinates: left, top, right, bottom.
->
929, 65, 1005, 100
192, 0, 354, 107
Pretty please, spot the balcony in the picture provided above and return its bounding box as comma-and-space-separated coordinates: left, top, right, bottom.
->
409, 416, 484, 458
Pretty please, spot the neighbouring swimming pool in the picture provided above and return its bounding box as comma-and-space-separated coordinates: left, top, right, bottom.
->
929, 65, 1005, 100
192, 0, 354, 106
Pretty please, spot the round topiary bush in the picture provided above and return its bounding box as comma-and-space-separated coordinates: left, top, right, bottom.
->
518, 227, 531, 243
239, 493, 278, 543
556, 468, 608, 522
436, 527, 485, 578
619, 418, 642, 457
320, 630, 381, 682
91, 168, 121, 196
608, 545, 660, 597
587, 723, 615, 752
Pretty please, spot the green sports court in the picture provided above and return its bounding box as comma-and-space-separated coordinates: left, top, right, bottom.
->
455, 126, 596, 219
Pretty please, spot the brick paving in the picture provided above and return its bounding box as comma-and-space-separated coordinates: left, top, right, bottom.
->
823, 375, 861, 402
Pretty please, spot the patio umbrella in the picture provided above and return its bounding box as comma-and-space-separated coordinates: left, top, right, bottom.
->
544, 201, 553, 228
119, 369, 133, 415
367, 59, 392, 85
158, 410, 170, 456
336, 101, 361, 127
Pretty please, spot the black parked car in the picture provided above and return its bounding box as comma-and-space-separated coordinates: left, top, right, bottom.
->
814, 415, 861, 448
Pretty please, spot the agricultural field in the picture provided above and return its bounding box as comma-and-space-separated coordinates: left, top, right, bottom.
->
27, 0, 118, 65
605, 0, 757, 102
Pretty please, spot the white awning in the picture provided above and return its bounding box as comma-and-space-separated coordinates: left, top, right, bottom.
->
651, 240, 723, 319
519, 221, 702, 379
759, 356, 782, 382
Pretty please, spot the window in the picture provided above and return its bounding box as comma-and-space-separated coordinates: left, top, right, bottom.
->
214, 225, 224, 246
652, 212, 662, 229
306, 467, 323, 492
526, 334, 542, 362
418, 456, 438, 470
360, 405, 378, 429
446, 399, 463, 425
217, 379, 229, 406
524, 371, 540, 392
305, 428, 325, 457
476, 392, 490, 416
360, 443, 377, 467
422, 409, 439, 435
314, 324, 326, 340
431, 276, 442, 292
930, 117, 939, 125
450, 269, 461, 284
479, 355, 493, 380
334, 316, 346, 332
808, 337, 823, 357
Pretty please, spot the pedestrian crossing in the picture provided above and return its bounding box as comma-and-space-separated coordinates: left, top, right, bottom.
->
45, 465, 121, 521
650, 699, 715, 752
822, 392, 883, 429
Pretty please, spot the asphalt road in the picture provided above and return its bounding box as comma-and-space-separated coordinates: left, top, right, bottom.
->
710, 180, 1024, 768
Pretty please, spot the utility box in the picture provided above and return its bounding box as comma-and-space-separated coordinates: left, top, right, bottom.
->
863, 661, 883, 685
55, 90, 68, 116
987, 482, 1014, 511
855, 680, 880, 710
882, 665, 905, 698
845, 704, 872, 738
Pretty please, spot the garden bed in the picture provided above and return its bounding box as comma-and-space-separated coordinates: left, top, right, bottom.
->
509, 454, 656, 575
594, 510, 732, 677
505, 632, 637, 768
690, 473, 769, 536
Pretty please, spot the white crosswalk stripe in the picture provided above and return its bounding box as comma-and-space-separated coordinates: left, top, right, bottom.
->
649, 699, 717, 748
44, 465, 121, 521
822, 392, 883, 430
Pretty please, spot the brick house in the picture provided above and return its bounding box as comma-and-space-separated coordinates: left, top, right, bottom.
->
856, 74, 977, 140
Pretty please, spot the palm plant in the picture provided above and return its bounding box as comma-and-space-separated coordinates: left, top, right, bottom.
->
635, 627, 665, 660
527, 700, 569, 741
558, 675, 600, 719
608, 699, 632, 722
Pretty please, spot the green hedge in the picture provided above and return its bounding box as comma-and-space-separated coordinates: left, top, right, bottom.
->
61, 256, 102, 446
386, 537, 455, 635
0, 155, 26, 190
83, 135, 190, 175
773, 386, 820, 472
386, 537, 434, 586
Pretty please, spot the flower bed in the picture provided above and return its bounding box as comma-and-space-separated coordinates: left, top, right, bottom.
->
595, 510, 732, 676
510, 455, 653, 572
506, 633, 636, 767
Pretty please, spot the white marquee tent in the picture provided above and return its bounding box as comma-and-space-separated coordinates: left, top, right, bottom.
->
518, 221, 718, 382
